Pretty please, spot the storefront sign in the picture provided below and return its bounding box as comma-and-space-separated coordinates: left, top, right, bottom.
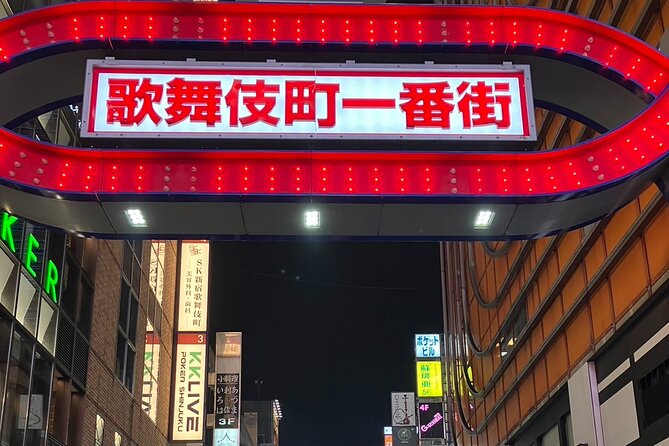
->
415, 334, 441, 358
1, 211, 59, 304
392, 427, 418, 446
385, 434, 393, 446
215, 373, 241, 429
391, 392, 416, 426
171, 333, 206, 441
416, 361, 443, 398
82, 61, 535, 141
177, 241, 209, 332
214, 428, 240, 446
418, 402, 445, 439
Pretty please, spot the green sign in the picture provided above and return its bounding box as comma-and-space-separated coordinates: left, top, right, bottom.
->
1, 211, 60, 304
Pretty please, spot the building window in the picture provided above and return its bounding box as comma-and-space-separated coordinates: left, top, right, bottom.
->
95, 414, 105, 446
24, 348, 53, 446
116, 243, 140, 392
115, 431, 122, 446
640, 356, 669, 428
0, 329, 34, 445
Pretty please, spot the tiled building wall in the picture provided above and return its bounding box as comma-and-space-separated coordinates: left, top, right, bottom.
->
448, 1, 669, 445
81, 240, 178, 446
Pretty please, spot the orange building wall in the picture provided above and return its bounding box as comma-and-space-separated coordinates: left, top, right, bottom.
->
446, 2, 669, 445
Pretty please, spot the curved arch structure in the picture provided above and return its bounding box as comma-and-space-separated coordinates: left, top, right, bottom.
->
0, 2, 667, 238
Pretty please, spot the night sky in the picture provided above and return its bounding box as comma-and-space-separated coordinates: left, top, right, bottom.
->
209, 242, 443, 446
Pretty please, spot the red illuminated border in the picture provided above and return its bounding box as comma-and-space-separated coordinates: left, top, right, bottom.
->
0, 2, 667, 198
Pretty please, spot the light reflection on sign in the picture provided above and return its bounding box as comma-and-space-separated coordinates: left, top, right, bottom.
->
82, 61, 535, 141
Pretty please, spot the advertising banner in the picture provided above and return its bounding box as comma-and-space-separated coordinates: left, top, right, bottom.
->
418, 402, 445, 439
416, 361, 443, 398
177, 241, 209, 332
392, 427, 418, 446
415, 334, 441, 359
171, 333, 207, 441
385, 434, 393, 446
391, 392, 416, 426
82, 60, 535, 141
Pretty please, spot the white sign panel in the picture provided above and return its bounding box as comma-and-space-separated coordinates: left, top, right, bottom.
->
415, 334, 441, 358
82, 60, 535, 141
214, 428, 240, 446
391, 392, 416, 426
172, 333, 207, 441
178, 241, 209, 332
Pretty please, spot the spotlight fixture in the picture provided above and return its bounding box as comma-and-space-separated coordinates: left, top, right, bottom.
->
473, 210, 495, 229
124, 208, 147, 227
304, 210, 320, 228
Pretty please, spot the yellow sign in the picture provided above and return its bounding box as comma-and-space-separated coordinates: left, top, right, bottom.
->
416, 361, 443, 397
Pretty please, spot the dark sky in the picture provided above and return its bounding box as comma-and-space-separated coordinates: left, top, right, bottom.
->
209, 242, 443, 446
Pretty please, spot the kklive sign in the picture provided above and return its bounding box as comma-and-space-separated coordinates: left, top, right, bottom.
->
81, 60, 535, 141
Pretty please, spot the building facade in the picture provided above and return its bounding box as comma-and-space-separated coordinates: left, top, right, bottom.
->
0, 205, 178, 446
443, 2, 669, 446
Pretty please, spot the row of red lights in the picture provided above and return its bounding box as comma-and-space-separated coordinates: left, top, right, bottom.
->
1, 3, 667, 95
0, 94, 667, 196
0, 2, 668, 198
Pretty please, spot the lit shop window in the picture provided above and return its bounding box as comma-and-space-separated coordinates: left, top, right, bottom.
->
95, 414, 104, 446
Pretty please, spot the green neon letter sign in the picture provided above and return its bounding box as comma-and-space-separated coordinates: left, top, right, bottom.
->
24, 233, 39, 278
44, 260, 59, 304
1, 213, 17, 253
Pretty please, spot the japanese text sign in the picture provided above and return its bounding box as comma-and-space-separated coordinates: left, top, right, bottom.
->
215, 373, 241, 429
178, 241, 209, 332
82, 60, 535, 141
415, 334, 441, 358
416, 361, 443, 398
418, 403, 445, 439
172, 333, 207, 441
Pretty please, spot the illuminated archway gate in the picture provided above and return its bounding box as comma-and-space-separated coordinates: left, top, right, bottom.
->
0, 2, 667, 238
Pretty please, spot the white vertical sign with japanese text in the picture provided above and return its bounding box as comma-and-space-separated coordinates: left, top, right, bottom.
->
172, 333, 207, 441
82, 60, 536, 141
178, 241, 209, 332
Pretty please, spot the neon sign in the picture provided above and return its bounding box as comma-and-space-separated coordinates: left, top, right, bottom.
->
82, 61, 535, 141
1, 212, 60, 304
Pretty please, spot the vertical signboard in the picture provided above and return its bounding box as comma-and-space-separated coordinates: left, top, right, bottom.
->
391, 392, 416, 426
418, 402, 445, 439
172, 333, 207, 441
215, 373, 241, 428
178, 241, 209, 332
171, 240, 210, 442
415, 334, 441, 358
215, 332, 242, 446
416, 361, 443, 398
